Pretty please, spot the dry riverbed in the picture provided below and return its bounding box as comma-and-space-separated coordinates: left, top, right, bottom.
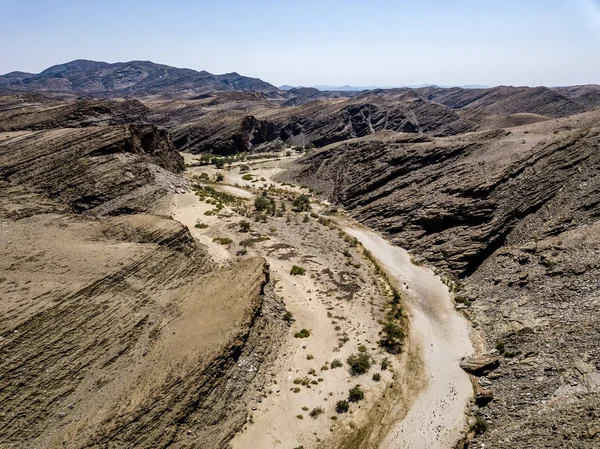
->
173, 153, 474, 449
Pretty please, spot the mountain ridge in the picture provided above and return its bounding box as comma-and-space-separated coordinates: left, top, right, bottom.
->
0, 59, 279, 96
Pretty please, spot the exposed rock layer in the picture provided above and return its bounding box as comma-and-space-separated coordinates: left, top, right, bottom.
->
285, 110, 600, 448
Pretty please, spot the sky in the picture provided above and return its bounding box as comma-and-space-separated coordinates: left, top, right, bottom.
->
1, 0, 599, 87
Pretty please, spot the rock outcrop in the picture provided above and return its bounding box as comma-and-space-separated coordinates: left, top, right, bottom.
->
0, 124, 184, 214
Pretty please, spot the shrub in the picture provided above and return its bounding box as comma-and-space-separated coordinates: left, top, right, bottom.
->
283, 311, 294, 322
331, 358, 343, 369
306, 354, 314, 360
294, 329, 310, 338
212, 237, 232, 245
379, 321, 405, 354
372, 372, 381, 382
213, 158, 225, 169
239, 220, 251, 232
194, 221, 209, 229
495, 340, 505, 354
358, 344, 367, 353
309, 407, 324, 419
242, 174, 254, 181
471, 416, 488, 435
381, 357, 391, 371
290, 265, 306, 276
347, 353, 372, 376
335, 400, 349, 413
293, 194, 311, 211
239, 164, 250, 173
348, 385, 365, 402
215, 173, 224, 182
254, 196, 270, 211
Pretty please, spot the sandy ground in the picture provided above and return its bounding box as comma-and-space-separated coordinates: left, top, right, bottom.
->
174, 154, 474, 449
345, 227, 474, 449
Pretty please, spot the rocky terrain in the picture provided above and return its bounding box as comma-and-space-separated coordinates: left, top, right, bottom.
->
284, 109, 600, 448
2, 60, 600, 448
0, 113, 287, 448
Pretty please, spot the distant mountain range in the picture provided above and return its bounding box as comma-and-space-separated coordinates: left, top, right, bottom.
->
280, 84, 492, 91
0, 60, 278, 96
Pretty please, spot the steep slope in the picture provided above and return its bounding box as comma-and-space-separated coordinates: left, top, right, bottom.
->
0, 119, 287, 448
284, 111, 600, 448
0, 94, 150, 131
0, 124, 184, 214
0, 59, 278, 96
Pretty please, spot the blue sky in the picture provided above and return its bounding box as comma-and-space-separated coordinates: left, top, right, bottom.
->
1, 0, 599, 87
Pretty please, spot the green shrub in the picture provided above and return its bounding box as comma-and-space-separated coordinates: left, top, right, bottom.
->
294, 329, 310, 338
335, 400, 349, 413
381, 357, 391, 371
379, 321, 405, 354
495, 340, 505, 354
290, 265, 306, 276
293, 194, 311, 211
239, 164, 250, 173
372, 372, 381, 382
309, 407, 324, 419
239, 220, 251, 232
347, 353, 372, 376
212, 237, 232, 245
194, 221, 209, 229
471, 416, 488, 435
215, 173, 224, 182
254, 196, 270, 211
331, 358, 343, 369
306, 354, 314, 360
283, 311, 294, 322
348, 385, 365, 402
242, 174, 254, 181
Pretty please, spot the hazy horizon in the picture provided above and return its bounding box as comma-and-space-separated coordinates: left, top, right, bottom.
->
2, 0, 600, 88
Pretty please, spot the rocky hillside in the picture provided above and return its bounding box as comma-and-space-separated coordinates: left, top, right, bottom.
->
0, 111, 287, 448
0, 59, 278, 96
143, 84, 600, 155
284, 110, 600, 448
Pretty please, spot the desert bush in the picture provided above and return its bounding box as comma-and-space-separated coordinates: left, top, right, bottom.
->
283, 311, 294, 322
294, 328, 310, 338
212, 237, 232, 245
290, 265, 306, 276
331, 358, 343, 369
381, 357, 390, 371
372, 372, 381, 382
293, 194, 311, 211
335, 400, 349, 413
239, 220, 251, 232
347, 353, 372, 376
242, 174, 254, 181
471, 416, 488, 435
309, 407, 324, 419
379, 321, 405, 354
239, 164, 250, 173
348, 385, 365, 402
254, 196, 270, 211
194, 221, 209, 229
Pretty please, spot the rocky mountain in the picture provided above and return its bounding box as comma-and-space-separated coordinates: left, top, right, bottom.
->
0, 59, 279, 96
284, 109, 600, 448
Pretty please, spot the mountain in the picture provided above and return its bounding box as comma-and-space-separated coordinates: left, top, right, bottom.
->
0, 60, 279, 97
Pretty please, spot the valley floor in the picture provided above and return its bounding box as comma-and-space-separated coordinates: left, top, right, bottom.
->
176, 154, 475, 449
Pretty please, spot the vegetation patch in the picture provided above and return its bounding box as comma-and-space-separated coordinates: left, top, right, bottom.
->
290, 265, 306, 276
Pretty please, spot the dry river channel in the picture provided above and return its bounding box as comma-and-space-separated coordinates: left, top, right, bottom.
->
177, 154, 475, 449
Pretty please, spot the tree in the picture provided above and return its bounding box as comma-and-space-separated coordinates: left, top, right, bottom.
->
213, 158, 225, 169
215, 173, 224, 182
293, 194, 311, 211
